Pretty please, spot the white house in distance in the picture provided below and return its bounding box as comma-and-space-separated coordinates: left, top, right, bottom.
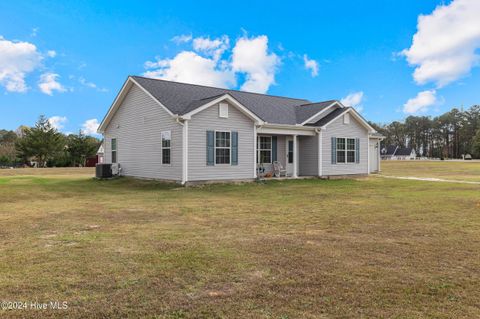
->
97, 76, 383, 184
381, 145, 416, 160
96, 143, 105, 164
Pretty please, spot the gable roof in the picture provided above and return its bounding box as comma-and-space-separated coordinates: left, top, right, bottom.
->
132, 76, 311, 125
395, 147, 414, 156
99, 76, 376, 133
309, 107, 348, 127
294, 100, 339, 124
382, 145, 398, 156
382, 145, 414, 156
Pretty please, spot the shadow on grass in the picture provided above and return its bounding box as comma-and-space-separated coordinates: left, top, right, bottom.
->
0, 174, 365, 199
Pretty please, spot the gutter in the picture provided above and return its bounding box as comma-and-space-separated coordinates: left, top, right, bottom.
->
261, 122, 316, 131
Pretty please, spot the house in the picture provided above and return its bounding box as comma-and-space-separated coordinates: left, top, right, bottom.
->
97, 76, 384, 184
381, 145, 416, 160
96, 143, 104, 164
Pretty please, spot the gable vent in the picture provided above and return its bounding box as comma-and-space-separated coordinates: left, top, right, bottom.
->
219, 103, 229, 118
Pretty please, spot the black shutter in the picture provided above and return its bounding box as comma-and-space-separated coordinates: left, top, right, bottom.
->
331, 137, 337, 164
231, 131, 238, 165
206, 131, 214, 166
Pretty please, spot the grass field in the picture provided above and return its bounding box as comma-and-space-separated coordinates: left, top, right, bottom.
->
381, 160, 480, 182
1, 164, 479, 318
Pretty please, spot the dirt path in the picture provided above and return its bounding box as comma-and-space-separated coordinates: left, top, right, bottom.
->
377, 174, 480, 185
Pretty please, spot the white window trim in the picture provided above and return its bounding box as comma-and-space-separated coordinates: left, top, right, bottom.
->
336, 137, 357, 165
111, 138, 117, 164
161, 130, 171, 166
214, 130, 231, 165
257, 135, 272, 164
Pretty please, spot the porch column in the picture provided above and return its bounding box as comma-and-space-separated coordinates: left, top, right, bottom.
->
377, 141, 381, 172
293, 134, 298, 178
253, 124, 257, 178
318, 129, 323, 177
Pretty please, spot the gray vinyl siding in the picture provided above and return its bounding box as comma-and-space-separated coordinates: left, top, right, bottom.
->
276, 135, 286, 168
188, 102, 254, 181
321, 114, 369, 175
103, 84, 183, 181
299, 135, 319, 176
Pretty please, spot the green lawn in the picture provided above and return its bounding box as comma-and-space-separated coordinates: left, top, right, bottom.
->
381, 160, 480, 182
0, 167, 479, 318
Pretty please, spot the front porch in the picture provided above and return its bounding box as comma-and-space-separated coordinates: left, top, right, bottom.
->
255, 126, 319, 179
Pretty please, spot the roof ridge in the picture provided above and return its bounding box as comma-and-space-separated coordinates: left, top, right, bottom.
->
131, 75, 310, 102
294, 100, 339, 108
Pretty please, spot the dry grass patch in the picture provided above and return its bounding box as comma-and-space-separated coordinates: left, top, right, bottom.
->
0, 168, 479, 318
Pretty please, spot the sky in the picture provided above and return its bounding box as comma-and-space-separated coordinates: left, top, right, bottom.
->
1, 0, 480, 135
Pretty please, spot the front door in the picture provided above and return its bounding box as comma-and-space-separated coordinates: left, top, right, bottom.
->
286, 137, 294, 176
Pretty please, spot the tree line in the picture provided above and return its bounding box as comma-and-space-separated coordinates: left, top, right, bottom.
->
370, 105, 480, 159
0, 115, 101, 167
2, 106, 480, 166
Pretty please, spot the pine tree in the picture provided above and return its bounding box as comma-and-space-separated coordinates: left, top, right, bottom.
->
16, 115, 65, 167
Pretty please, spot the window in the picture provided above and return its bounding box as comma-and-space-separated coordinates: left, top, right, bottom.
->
287, 140, 293, 164
161, 131, 171, 164
336, 137, 356, 163
347, 138, 355, 163
336, 138, 345, 163
219, 103, 229, 118
215, 131, 230, 164
111, 138, 117, 163
257, 136, 272, 163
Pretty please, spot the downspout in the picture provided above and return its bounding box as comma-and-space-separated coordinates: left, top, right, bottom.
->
315, 128, 323, 177
175, 116, 189, 185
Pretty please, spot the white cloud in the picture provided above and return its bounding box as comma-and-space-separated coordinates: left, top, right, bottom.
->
341, 91, 364, 112
38, 72, 66, 95
192, 35, 229, 61
402, 0, 480, 87
79, 76, 96, 88
403, 90, 438, 114
48, 116, 67, 130
231, 35, 280, 93
0, 36, 43, 92
81, 118, 100, 135
171, 34, 192, 44
46, 50, 57, 58
144, 51, 235, 88
31, 27, 39, 37
145, 34, 280, 93
303, 54, 319, 77
78, 76, 108, 92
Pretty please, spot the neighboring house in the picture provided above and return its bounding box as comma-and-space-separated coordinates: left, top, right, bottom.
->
97, 143, 105, 164
98, 76, 383, 184
381, 145, 416, 160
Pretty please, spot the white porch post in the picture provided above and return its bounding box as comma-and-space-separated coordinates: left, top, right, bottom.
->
181, 120, 189, 185
293, 134, 298, 178
367, 137, 370, 174
378, 140, 381, 172
253, 123, 257, 178
318, 129, 323, 177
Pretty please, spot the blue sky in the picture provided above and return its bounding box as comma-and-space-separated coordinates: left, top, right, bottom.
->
1, 0, 479, 134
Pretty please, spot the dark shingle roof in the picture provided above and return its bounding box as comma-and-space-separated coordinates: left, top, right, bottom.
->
131, 76, 338, 125
395, 147, 413, 156
294, 100, 337, 124
382, 145, 398, 156
307, 107, 350, 127
382, 145, 413, 156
